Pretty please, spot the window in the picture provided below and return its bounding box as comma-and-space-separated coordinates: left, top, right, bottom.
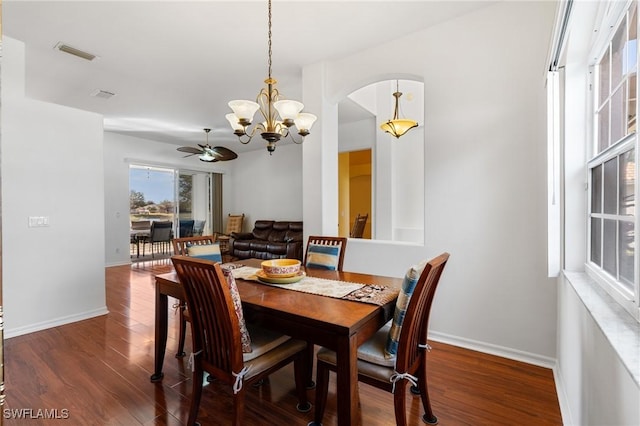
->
588, 1, 640, 320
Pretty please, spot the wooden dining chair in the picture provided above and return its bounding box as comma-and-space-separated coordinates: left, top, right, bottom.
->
350, 213, 368, 238
311, 252, 450, 426
171, 235, 219, 357
171, 255, 310, 426
304, 236, 348, 272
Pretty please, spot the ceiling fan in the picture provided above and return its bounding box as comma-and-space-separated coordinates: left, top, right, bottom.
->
177, 128, 238, 162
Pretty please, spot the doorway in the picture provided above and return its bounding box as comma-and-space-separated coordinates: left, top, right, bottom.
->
338, 149, 372, 239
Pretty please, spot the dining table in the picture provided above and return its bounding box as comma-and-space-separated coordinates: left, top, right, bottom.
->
150, 258, 402, 426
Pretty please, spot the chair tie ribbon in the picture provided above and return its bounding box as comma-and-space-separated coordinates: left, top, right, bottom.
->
390, 371, 418, 393
232, 366, 250, 394
418, 343, 432, 351
188, 350, 203, 372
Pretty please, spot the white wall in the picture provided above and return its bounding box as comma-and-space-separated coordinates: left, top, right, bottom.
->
1, 37, 107, 337
555, 1, 640, 424
103, 131, 234, 266
224, 142, 304, 227
303, 1, 558, 364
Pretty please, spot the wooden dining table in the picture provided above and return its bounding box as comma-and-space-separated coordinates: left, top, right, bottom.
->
151, 258, 402, 426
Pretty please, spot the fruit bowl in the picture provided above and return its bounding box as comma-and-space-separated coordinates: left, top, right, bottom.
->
261, 259, 301, 278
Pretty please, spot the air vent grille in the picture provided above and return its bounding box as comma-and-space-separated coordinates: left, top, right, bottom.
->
54, 42, 96, 61
91, 89, 116, 99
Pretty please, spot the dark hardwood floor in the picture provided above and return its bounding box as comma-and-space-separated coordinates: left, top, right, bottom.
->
4, 260, 562, 425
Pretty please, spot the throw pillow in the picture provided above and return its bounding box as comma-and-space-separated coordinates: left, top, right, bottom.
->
306, 243, 341, 270
187, 243, 222, 263
384, 260, 428, 359
221, 266, 252, 353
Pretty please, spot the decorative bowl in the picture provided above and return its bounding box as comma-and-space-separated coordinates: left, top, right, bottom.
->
261, 259, 301, 278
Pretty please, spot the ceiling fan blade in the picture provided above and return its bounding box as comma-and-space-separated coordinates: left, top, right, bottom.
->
211, 146, 238, 161
177, 146, 204, 155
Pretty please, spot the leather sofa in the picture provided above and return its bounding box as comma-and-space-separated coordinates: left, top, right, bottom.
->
229, 220, 304, 260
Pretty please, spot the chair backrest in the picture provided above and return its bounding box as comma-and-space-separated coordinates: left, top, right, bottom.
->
171, 256, 244, 385
131, 220, 151, 231
193, 219, 206, 236
350, 213, 368, 238
179, 219, 195, 238
395, 252, 450, 373
150, 221, 173, 243
225, 214, 245, 235
304, 236, 348, 271
172, 235, 218, 256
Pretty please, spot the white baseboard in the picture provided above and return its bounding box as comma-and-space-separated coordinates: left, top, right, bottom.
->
429, 330, 556, 369
4, 307, 109, 339
552, 365, 572, 426
105, 260, 132, 267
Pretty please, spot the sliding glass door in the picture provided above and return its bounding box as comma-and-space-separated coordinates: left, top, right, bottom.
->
129, 164, 216, 257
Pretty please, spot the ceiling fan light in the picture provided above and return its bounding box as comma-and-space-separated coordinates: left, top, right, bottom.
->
228, 100, 260, 122
274, 100, 304, 121
294, 113, 317, 133
199, 153, 215, 162
380, 119, 418, 139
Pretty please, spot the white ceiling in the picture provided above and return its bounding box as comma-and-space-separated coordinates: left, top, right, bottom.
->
3, 0, 495, 153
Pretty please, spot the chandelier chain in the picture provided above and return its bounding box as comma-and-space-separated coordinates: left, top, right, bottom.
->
267, 0, 273, 79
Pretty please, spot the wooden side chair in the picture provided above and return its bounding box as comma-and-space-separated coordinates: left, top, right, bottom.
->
304, 236, 348, 272
350, 213, 368, 238
171, 235, 219, 358
311, 252, 450, 426
218, 213, 245, 255
171, 256, 310, 426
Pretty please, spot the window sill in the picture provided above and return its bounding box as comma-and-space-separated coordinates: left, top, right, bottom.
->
563, 271, 640, 386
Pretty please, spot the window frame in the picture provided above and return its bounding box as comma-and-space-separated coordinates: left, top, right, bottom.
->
586, 0, 640, 322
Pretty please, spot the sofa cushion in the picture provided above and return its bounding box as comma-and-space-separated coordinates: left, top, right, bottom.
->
252, 220, 275, 240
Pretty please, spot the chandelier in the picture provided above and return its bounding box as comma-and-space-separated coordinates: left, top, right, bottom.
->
380, 80, 418, 139
226, 0, 317, 155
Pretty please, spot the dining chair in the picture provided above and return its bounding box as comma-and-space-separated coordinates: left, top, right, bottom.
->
172, 235, 219, 357
350, 213, 368, 238
304, 236, 348, 272
142, 220, 173, 258
192, 219, 206, 236
171, 256, 311, 426
217, 213, 245, 255
311, 252, 450, 426
179, 219, 195, 238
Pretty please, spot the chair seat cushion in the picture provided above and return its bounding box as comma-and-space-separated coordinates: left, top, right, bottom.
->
242, 323, 291, 362
385, 260, 428, 358
187, 243, 222, 263
356, 320, 395, 367
305, 243, 341, 270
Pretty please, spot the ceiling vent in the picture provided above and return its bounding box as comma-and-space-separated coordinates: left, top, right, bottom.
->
91, 89, 116, 100
54, 42, 97, 61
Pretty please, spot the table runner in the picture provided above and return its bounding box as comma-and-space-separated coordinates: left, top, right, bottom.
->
227, 265, 398, 306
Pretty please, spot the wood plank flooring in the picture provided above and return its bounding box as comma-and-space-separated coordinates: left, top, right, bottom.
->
4, 260, 562, 425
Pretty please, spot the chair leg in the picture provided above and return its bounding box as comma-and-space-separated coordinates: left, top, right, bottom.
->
232, 389, 246, 426
293, 352, 311, 413
305, 341, 316, 389
418, 362, 438, 425
187, 366, 204, 426
176, 304, 187, 357
312, 359, 331, 425
393, 381, 408, 426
